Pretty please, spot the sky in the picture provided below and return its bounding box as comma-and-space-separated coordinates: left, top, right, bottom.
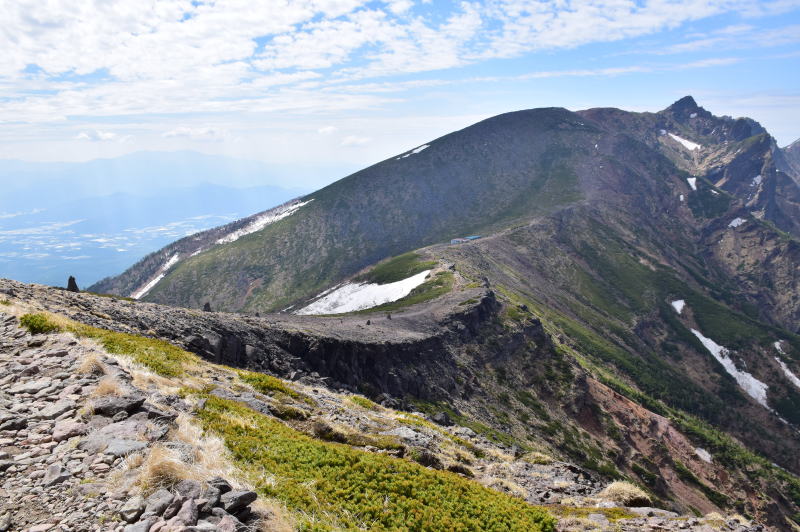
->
1, 0, 799, 189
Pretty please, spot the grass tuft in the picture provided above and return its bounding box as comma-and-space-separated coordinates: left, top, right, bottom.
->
597, 481, 652, 507
238, 370, 313, 404
20, 313, 61, 334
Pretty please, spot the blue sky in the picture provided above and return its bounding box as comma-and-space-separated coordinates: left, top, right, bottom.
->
1, 0, 799, 189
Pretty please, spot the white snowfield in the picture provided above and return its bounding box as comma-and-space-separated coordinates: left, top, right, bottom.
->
687, 177, 697, 191
131, 253, 180, 300
397, 144, 430, 159
296, 269, 431, 315
671, 299, 686, 314
728, 217, 746, 228
669, 133, 702, 151
774, 340, 785, 354
751, 175, 762, 187
695, 448, 712, 463
216, 199, 313, 245
691, 328, 769, 408
775, 356, 800, 390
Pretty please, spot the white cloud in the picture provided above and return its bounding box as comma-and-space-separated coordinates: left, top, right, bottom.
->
341, 135, 371, 146
163, 126, 231, 141
317, 126, 338, 135
76, 130, 121, 141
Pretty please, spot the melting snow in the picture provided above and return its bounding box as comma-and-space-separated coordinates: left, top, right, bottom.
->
691, 329, 769, 408
679, 194, 684, 202
131, 253, 180, 300
296, 270, 431, 315
751, 175, 762, 187
659, 129, 667, 135
687, 177, 697, 191
671, 300, 686, 314
775, 357, 800, 390
774, 340, 785, 354
710, 190, 719, 195
690, 112, 698, 118
399, 145, 430, 159
669, 133, 702, 151
216, 199, 312, 245
728, 217, 746, 228
695, 448, 712, 463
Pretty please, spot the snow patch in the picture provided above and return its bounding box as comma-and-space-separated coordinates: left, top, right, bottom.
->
728, 217, 746, 228
671, 299, 686, 314
131, 253, 180, 300
710, 189, 719, 195
669, 133, 702, 151
751, 175, 762, 187
216, 199, 312, 245
775, 357, 800, 390
774, 340, 785, 354
695, 448, 712, 463
691, 329, 769, 408
687, 177, 697, 191
399, 144, 430, 159
679, 194, 684, 202
297, 270, 432, 315
689, 112, 698, 119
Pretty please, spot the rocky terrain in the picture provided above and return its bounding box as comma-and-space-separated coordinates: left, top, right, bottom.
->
0, 287, 771, 531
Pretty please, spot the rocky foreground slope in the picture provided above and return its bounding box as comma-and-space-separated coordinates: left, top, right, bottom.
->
0, 285, 769, 531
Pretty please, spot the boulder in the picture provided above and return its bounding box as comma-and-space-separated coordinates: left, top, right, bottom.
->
91, 394, 146, 417
9, 378, 51, 395
119, 495, 146, 523
167, 498, 198, 527
143, 489, 174, 517
220, 490, 257, 513
39, 399, 76, 420
43, 464, 70, 486
52, 420, 87, 442
208, 477, 233, 493
123, 517, 159, 532
175, 479, 202, 499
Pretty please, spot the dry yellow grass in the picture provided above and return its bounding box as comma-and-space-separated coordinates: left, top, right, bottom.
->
522, 451, 555, 465
138, 444, 194, 493
597, 481, 651, 507
77, 353, 106, 375
91, 376, 124, 397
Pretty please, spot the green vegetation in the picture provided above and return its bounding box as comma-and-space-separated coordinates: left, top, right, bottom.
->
69, 322, 196, 377
357, 252, 437, 284
238, 369, 312, 404
196, 395, 556, 531
19, 312, 195, 377
687, 182, 731, 219
20, 313, 61, 334
0, 299, 10, 306
349, 395, 380, 410
359, 271, 454, 314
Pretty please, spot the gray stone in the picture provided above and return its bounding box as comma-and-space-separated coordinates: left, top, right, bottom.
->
119, 495, 146, 523
175, 479, 202, 499
0, 512, 10, 532
217, 514, 243, 532
104, 438, 148, 457
187, 520, 219, 531
220, 490, 257, 513
200, 485, 221, 512
162, 495, 185, 520
43, 463, 70, 486
91, 394, 145, 417
123, 517, 158, 532
8, 377, 51, 394
52, 420, 87, 442
39, 399, 76, 420
208, 476, 233, 494
167, 498, 198, 527
143, 488, 174, 517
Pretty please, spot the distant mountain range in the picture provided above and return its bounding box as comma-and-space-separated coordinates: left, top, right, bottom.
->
0, 151, 312, 286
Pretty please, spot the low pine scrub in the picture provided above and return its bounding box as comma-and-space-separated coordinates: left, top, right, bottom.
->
196, 395, 557, 531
